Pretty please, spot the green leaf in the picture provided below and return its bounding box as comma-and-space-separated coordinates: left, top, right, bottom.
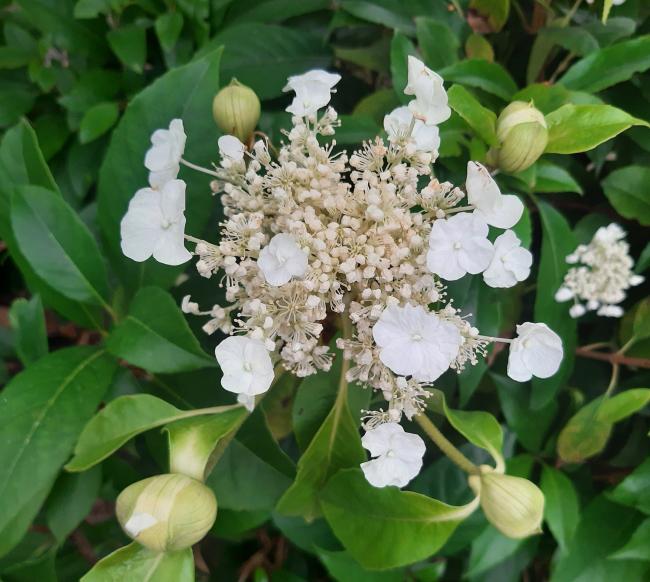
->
317, 548, 404, 582
540, 465, 580, 552
10, 185, 110, 308
610, 519, 650, 561
352, 89, 400, 125
79, 102, 119, 144
81, 542, 194, 581
107, 24, 147, 72
534, 160, 583, 194
609, 458, 650, 515
97, 47, 223, 290
440, 59, 518, 101
467, 525, 524, 577
557, 389, 650, 463
544, 104, 648, 154
447, 84, 498, 146
532, 201, 577, 408
390, 31, 416, 105
538, 26, 599, 57
8, 295, 48, 366
155, 12, 184, 52
106, 287, 216, 373
602, 165, 650, 226
560, 35, 650, 93
341, 0, 416, 35
469, 0, 510, 32
416, 17, 459, 70
320, 468, 471, 570
0, 347, 117, 557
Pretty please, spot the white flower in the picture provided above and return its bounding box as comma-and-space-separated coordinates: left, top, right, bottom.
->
214, 336, 274, 411
483, 230, 532, 288
120, 179, 191, 265
466, 161, 524, 229
218, 135, 245, 162
554, 287, 574, 302
507, 323, 563, 382
257, 233, 309, 286
427, 213, 494, 281
404, 56, 451, 126
124, 512, 158, 537
360, 422, 426, 488
597, 304, 624, 317
283, 70, 341, 117
569, 304, 586, 318
372, 303, 462, 382
144, 119, 186, 188
383, 106, 440, 153
181, 295, 200, 314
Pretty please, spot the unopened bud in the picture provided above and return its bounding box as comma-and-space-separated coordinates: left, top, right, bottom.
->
492, 101, 548, 173
212, 78, 261, 143
469, 465, 544, 539
116, 474, 217, 552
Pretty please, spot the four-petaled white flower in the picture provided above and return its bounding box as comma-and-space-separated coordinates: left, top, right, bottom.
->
257, 233, 309, 286
214, 336, 274, 411
383, 106, 440, 153
483, 230, 532, 288
404, 56, 451, 127
372, 303, 462, 382
120, 179, 191, 265
507, 323, 563, 382
466, 162, 524, 229
360, 422, 426, 488
283, 70, 341, 117
144, 119, 186, 188
427, 212, 494, 281
218, 134, 245, 162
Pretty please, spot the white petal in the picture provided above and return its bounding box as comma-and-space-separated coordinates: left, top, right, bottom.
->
218, 135, 245, 161
152, 220, 191, 265
124, 512, 158, 537
555, 287, 574, 302
120, 188, 164, 262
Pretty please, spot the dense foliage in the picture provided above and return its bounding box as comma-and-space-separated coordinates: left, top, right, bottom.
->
1, 0, 649, 580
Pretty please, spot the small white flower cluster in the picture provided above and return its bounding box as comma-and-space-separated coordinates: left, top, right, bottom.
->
120, 56, 565, 489
555, 223, 643, 318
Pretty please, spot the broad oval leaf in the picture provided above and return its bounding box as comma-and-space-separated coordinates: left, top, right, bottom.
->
390, 31, 416, 105
440, 59, 518, 101
106, 286, 216, 373
609, 519, 650, 561
534, 160, 583, 194
609, 458, 650, 515
602, 165, 650, 226
8, 294, 48, 366
540, 465, 580, 552
447, 84, 498, 146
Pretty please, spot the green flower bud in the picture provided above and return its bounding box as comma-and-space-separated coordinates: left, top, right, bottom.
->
493, 101, 548, 173
116, 474, 217, 553
212, 78, 261, 143
469, 465, 545, 539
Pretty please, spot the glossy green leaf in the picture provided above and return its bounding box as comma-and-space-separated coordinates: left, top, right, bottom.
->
341, 0, 415, 35
390, 31, 416, 105
539, 26, 599, 57
544, 104, 648, 154
609, 458, 650, 515
469, 0, 510, 32
602, 165, 650, 226
79, 102, 119, 144
317, 548, 404, 582
155, 12, 184, 52
447, 84, 498, 146
440, 59, 518, 100
0, 347, 117, 557
320, 468, 471, 570
467, 525, 523, 577
560, 35, 650, 93
610, 519, 650, 561
106, 286, 216, 373
11, 185, 110, 307
107, 24, 147, 72
81, 543, 194, 581
540, 465, 580, 552
534, 160, 583, 194
8, 294, 48, 366
416, 17, 459, 70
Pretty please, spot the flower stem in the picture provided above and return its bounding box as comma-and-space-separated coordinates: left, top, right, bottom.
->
184, 234, 204, 245
180, 158, 221, 177
415, 414, 479, 475
445, 205, 475, 215
477, 334, 513, 344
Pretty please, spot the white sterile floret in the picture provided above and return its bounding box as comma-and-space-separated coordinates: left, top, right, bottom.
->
404, 56, 451, 126
214, 336, 274, 411
144, 119, 186, 188
427, 213, 494, 281
372, 303, 462, 382
218, 135, 245, 162
507, 323, 563, 382
283, 70, 341, 117
257, 233, 309, 286
360, 422, 426, 488
124, 512, 158, 537
383, 106, 440, 153
466, 161, 524, 229
120, 179, 191, 265
483, 230, 532, 288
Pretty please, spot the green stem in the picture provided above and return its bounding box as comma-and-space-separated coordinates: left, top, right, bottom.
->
415, 414, 479, 475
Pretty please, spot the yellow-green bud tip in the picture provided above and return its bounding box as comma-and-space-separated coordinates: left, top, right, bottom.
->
116, 473, 217, 553
213, 78, 261, 143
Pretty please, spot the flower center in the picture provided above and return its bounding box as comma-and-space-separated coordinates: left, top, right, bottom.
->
243, 361, 253, 372
453, 241, 462, 250
411, 333, 423, 342
386, 449, 396, 458
161, 218, 172, 229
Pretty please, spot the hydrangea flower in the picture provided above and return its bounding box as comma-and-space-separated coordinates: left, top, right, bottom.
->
214, 336, 274, 411
257, 233, 309, 286
404, 56, 451, 126
466, 161, 523, 229
283, 70, 341, 117
483, 230, 532, 288
427, 213, 494, 280
120, 179, 191, 265
507, 323, 563, 382
372, 303, 462, 382
218, 134, 245, 162
360, 422, 426, 488
383, 106, 440, 153
144, 119, 186, 188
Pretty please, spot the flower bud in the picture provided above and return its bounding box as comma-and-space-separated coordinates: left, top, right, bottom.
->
212, 78, 261, 143
469, 465, 544, 539
116, 474, 217, 552
492, 101, 548, 173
